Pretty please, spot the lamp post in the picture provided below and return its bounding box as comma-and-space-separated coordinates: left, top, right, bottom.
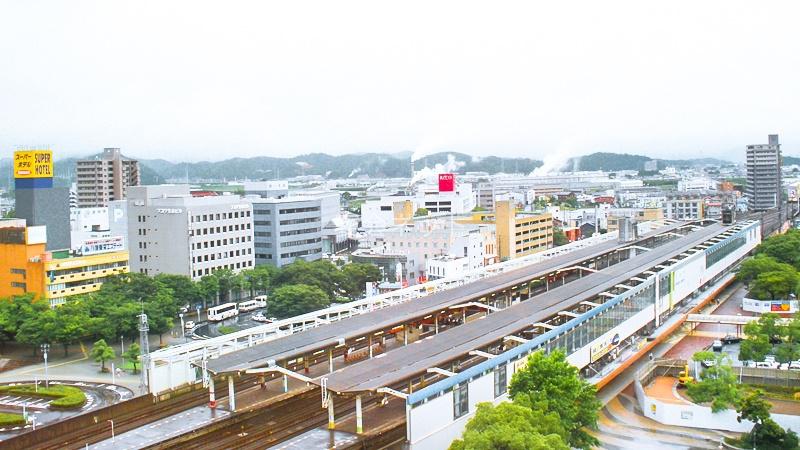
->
120, 336, 125, 369
179, 313, 186, 341
40, 343, 50, 388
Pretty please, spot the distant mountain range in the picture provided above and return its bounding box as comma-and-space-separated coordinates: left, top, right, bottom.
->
0, 150, 789, 191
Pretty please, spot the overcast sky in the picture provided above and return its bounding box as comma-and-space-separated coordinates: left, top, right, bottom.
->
1, 1, 798, 163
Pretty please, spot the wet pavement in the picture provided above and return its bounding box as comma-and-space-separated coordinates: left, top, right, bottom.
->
0, 380, 134, 439
268, 429, 359, 450
89, 405, 231, 450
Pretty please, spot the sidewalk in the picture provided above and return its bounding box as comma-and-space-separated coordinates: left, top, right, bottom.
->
0, 322, 191, 392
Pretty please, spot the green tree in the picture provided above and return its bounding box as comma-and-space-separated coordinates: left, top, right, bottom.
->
154, 274, 200, 309
739, 335, 772, 363
340, 263, 382, 299
414, 207, 429, 217
749, 271, 799, 300
53, 301, 89, 356
16, 309, 58, 354
91, 339, 116, 372
737, 255, 796, 285
123, 342, 141, 374
553, 228, 569, 246
686, 351, 741, 412
268, 284, 330, 318
756, 229, 800, 269
737, 389, 799, 450
509, 350, 600, 449
0, 295, 45, 351
272, 260, 343, 300
198, 274, 220, 308
449, 402, 569, 450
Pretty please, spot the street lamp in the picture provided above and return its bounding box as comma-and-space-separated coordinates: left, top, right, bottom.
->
179, 313, 186, 341
40, 343, 50, 388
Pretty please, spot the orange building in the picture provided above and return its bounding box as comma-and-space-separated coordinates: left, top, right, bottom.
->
0, 219, 129, 307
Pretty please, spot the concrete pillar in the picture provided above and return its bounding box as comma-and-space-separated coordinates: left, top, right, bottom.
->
327, 395, 335, 430
435, 314, 439, 334
304, 356, 310, 374
368, 335, 373, 358
227, 376, 236, 411
208, 375, 216, 408
328, 348, 334, 373
283, 374, 288, 393
355, 395, 363, 434
403, 325, 408, 346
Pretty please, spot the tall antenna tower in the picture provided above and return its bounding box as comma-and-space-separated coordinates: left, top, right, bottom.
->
138, 311, 150, 394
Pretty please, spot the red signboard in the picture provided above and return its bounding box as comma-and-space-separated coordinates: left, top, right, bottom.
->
438, 173, 455, 192
771, 302, 790, 312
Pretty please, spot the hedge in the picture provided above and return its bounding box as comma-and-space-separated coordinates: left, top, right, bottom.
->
0, 384, 87, 409
0, 412, 26, 427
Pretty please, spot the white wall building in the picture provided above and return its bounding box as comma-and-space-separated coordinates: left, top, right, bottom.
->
127, 185, 255, 280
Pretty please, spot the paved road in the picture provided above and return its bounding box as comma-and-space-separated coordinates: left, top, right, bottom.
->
89, 405, 231, 450
0, 380, 134, 439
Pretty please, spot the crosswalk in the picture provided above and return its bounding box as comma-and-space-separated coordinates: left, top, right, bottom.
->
0, 395, 50, 409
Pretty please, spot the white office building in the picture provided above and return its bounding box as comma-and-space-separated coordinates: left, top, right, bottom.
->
127, 185, 255, 279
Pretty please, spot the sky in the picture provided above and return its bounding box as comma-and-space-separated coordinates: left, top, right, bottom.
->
1, 1, 799, 163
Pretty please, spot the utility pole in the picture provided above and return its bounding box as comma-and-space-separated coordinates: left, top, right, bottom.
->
138, 312, 150, 394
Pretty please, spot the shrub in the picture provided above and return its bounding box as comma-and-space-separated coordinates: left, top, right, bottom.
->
0, 384, 87, 409
0, 412, 26, 426
218, 325, 237, 335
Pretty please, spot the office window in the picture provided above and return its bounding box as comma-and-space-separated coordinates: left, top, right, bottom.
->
453, 383, 469, 418
494, 364, 507, 397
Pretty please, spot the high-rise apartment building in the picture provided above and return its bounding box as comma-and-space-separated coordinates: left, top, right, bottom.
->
746, 134, 782, 211
126, 185, 254, 280
76, 148, 140, 207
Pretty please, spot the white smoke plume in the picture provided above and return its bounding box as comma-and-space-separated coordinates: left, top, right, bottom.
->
348, 167, 361, 178
530, 141, 580, 176
410, 153, 465, 185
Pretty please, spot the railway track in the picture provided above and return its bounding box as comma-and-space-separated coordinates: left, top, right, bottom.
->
147, 387, 368, 450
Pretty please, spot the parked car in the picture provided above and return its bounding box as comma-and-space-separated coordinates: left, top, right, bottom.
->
712, 340, 723, 352
721, 335, 742, 345
701, 359, 716, 368
185, 320, 195, 330
789, 361, 800, 371
252, 312, 272, 323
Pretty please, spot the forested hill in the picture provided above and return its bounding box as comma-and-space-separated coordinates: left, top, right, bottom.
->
0, 151, 738, 188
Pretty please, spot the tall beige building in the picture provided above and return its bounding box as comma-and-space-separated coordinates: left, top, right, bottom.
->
75, 148, 140, 207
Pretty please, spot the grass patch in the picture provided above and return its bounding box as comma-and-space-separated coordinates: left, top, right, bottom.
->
218, 325, 237, 335
744, 384, 800, 402
0, 384, 87, 409
0, 412, 25, 427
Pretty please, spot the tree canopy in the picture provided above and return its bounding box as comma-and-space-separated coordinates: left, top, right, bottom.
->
268, 284, 330, 318
687, 351, 741, 412
508, 350, 600, 449
449, 402, 569, 450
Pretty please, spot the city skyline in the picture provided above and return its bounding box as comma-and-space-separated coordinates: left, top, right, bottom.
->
1, 1, 799, 162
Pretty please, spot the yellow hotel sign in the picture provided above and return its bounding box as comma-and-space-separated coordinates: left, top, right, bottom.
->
14, 150, 53, 178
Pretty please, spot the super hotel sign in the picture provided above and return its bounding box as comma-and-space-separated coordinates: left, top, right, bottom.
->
14, 149, 54, 189
14, 150, 53, 178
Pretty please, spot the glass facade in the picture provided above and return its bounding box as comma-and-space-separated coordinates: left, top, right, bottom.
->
453, 383, 469, 418
544, 284, 655, 355
706, 235, 745, 268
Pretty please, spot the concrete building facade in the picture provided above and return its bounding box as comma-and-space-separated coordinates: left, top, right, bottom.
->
76, 148, 140, 207
0, 219, 129, 307
746, 134, 782, 211
249, 196, 324, 267
126, 185, 254, 280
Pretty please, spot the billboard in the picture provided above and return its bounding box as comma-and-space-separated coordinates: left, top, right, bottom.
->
438, 173, 455, 192
79, 236, 125, 256
14, 149, 53, 189
771, 302, 791, 312
589, 332, 621, 363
